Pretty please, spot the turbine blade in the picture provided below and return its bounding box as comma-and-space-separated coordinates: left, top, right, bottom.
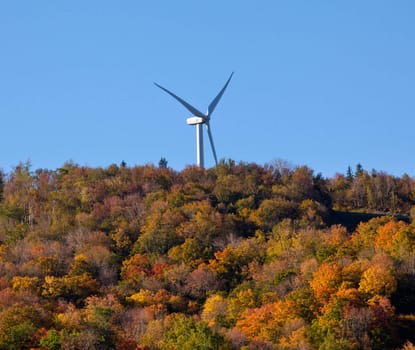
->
207, 72, 234, 118
154, 82, 205, 118
205, 122, 218, 165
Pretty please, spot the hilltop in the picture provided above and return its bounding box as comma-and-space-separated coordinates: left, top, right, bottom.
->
1, 160, 415, 349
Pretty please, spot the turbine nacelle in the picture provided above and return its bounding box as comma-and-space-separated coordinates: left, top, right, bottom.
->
186, 116, 205, 125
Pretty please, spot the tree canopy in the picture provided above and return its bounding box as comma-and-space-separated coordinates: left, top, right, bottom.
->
0, 160, 415, 349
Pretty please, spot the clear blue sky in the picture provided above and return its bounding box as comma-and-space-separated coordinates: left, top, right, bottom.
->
1, 1, 414, 177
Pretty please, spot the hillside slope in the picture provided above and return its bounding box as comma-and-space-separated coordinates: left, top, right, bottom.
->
0, 160, 415, 349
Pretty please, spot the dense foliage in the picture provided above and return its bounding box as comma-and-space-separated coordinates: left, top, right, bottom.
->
1, 160, 415, 349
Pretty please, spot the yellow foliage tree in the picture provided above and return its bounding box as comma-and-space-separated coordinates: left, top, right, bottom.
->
127, 289, 155, 307
11, 276, 41, 293
375, 220, 407, 253
227, 288, 257, 324
201, 294, 228, 329
359, 263, 397, 297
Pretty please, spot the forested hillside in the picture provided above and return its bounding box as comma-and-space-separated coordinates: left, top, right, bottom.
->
1, 160, 415, 349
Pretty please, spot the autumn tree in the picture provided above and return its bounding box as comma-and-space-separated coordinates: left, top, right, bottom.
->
235, 300, 308, 347
309, 261, 342, 305
0, 304, 48, 349
359, 256, 397, 297
133, 200, 184, 255
208, 238, 264, 290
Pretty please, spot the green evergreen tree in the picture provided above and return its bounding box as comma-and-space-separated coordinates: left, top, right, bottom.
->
355, 163, 364, 177
346, 166, 354, 182
159, 157, 168, 169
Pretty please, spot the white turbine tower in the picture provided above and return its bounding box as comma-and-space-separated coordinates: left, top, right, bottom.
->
155, 73, 233, 168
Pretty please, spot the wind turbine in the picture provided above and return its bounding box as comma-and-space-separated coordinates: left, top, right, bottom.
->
154, 72, 233, 168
